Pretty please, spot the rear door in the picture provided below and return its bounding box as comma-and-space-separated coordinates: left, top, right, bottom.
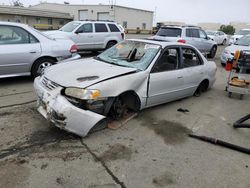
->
180, 47, 205, 95
185, 28, 200, 49
94, 23, 109, 49
0, 25, 41, 77
71, 23, 94, 50
147, 47, 186, 107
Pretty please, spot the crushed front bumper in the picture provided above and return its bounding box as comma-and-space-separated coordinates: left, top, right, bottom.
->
34, 77, 105, 137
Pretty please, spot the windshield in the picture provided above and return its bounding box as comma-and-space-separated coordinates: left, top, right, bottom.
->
206, 31, 216, 35
235, 35, 250, 46
156, 28, 182, 37
237, 30, 250, 35
97, 40, 161, 71
59, 22, 81, 32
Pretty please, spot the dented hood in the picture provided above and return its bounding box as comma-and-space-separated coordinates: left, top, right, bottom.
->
44, 58, 137, 88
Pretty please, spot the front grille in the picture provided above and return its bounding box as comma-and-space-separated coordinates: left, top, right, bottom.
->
41, 77, 60, 90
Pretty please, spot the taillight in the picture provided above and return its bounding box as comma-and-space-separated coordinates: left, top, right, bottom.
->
70, 44, 78, 53
177, 39, 186, 44
121, 33, 125, 40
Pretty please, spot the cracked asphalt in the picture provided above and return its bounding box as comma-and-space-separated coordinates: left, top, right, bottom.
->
0, 35, 250, 188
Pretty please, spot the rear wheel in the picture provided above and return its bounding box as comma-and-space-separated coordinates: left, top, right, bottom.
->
31, 58, 56, 77
106, 41, 117, 49
194, 80, 209, 97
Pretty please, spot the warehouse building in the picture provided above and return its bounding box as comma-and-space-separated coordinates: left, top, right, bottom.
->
0, 5, 73, 30
32, 3, 154, 30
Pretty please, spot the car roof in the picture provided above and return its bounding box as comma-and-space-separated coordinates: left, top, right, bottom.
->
161, 25, 201, 29
241, 29, 250, 31
0, 21, 28, 28
128, 39, 197, 49
71, 20, 117, 24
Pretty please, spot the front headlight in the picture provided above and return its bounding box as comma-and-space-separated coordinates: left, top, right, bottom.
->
65, 88, 100, 100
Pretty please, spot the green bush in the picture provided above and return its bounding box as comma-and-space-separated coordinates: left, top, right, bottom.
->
219, 25, 236, 35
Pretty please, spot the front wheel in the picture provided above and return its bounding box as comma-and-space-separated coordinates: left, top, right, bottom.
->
207, 46, 217, 58
222, 39, 227, 45
31, 58, 56, 77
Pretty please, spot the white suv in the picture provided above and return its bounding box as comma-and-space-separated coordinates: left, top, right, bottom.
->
45, 21, 125, 51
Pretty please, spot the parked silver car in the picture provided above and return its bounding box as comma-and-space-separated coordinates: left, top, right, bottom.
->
229, 29, 250, 44
221, 35, 250, 66
150, 25, 218, 58
0, 22, 80, 78
44, 21, 125, 51
34, 39, 217, 137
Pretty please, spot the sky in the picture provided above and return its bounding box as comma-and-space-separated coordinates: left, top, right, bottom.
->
0, 0, 250, 24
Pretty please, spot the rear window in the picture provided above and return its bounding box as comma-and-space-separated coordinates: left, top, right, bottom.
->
156, 28, 182, 37
108, 24, 120, 32
95, 23, 108, 32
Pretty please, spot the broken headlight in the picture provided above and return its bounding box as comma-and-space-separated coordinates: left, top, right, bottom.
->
65, 88, 100, 100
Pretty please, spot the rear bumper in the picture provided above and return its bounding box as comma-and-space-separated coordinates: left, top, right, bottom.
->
34, 77, 105, 137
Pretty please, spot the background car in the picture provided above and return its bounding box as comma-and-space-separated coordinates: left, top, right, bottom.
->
229, 29, 250, 44
34, 39, 217, 137
44, 21, 125, 51
0, 22, 80, 78
206, 30, 228, 45
150, 25, 218, 58
221, 35, 250, 66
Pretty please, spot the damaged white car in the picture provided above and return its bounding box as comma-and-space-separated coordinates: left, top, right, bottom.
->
34, 39, 217, 137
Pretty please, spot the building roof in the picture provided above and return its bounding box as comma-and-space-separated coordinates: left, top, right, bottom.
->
32, 3, 154, 13
0, 5, 73, 19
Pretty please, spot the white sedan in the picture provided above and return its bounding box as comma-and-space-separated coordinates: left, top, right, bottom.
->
206, 30, 228, 45
0, 21, 80, 78
34, 39, 217, 137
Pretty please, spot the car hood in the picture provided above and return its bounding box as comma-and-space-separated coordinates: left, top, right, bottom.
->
231, 35, 243, 39
207, 35, 215, 39
44, 58, 137, 88
225, 45, 250, 54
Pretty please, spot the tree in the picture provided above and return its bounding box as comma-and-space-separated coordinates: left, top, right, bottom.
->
219, 25, 235, 35
12, 0, 23, 7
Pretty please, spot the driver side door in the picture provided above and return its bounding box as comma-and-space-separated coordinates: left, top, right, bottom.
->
71, 23, 94, 50
147, 47, 186, 107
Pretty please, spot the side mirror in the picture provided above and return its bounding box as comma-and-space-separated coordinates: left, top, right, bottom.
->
207, 36, 211, 40
75, 29, 83, 34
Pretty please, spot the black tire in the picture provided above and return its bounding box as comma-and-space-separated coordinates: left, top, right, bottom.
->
240, 94, 244, 100
194, 80, 209, 97
106, 41, 117, 49
207, 46, 217, 58
222, 39, 227, 45
228, 92, 232, 98
31, 58, 56, 77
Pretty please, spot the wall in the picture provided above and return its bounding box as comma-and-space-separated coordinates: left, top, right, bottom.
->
32, 3, 154, 30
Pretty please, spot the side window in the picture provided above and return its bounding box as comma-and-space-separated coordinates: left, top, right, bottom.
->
182, 48, 202, 67
0, 25, 38, 45
76, 23, 93, 33
192, 29, 200, 38
199, 30, 207, 39
152, 48, 179, 73
186, 29, 192, 37
95, 23, 108, 32
108, 24, 120, 32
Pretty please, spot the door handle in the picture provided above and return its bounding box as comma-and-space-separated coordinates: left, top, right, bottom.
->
88, 36, 94, 38
177, 76, 183, 79
200, 72, 204, 75
29, 51, 37, 54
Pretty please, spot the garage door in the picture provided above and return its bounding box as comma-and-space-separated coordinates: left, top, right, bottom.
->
79, 10, 88, 21
97, 12, 110, 21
